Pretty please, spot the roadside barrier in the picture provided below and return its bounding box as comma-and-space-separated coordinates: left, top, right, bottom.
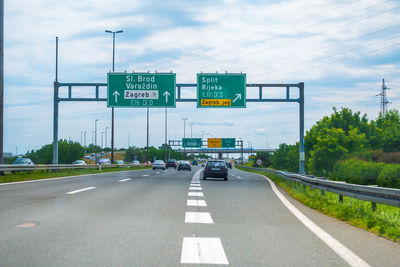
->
239, 166, 400, 210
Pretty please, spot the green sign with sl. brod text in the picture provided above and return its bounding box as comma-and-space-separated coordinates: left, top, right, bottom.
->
197, 73, 246, 108
107, 73, 176, 108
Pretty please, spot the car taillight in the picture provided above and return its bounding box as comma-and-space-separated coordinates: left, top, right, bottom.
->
224, 167, 227, 171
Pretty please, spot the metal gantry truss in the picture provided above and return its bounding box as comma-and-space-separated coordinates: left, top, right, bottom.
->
53, 82, 305, 174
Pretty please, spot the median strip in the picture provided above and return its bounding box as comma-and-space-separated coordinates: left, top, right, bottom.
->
66, 187, 95, 195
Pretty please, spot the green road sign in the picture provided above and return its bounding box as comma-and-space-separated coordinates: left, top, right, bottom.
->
222, 138, 236, 147
107, 73, 176, 108
197, 73, 246, 108
183, 138, 202, 148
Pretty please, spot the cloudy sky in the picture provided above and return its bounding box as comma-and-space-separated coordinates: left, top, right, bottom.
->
4, 0, 400, 155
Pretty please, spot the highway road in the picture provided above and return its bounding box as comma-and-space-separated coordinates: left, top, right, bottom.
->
0, 166, 399, 266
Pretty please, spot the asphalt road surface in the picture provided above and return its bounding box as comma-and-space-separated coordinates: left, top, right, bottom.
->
0, 166, 399, 266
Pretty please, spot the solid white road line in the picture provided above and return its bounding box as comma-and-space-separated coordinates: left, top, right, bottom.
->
181, 237, 229, 264
185, 212, 213, 224
188, 192, 204, 197
66, 187, 95, 195
142, 174, 149, 177
118, 178, 131, 182
189, 187, 202, 190
187, 199, 207, 207
257, 173, 370, 267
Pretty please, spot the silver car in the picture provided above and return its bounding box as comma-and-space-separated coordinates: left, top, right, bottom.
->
152, 160, 166, 170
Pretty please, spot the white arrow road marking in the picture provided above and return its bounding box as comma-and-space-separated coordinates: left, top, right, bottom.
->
113, 90, 120, 103
163, 91, 170, 102
66, 187, 95, 195
233, 93, 241, 103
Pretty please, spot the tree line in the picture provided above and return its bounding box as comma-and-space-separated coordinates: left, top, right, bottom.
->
255, 108, 400, 188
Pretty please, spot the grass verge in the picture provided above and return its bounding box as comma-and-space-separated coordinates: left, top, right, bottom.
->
236, 166, 400, 244
0, 166, 151, 184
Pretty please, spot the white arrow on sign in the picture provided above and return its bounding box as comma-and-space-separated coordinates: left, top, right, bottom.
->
163, 91, 170, 102
113, 91, 120, 103
233, 93, 241, 103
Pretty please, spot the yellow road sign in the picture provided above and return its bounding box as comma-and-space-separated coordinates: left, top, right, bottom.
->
200, 99, 231, 106
208, 138, 222, 148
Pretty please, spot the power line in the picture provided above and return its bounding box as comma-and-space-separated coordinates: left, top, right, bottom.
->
146, 0, 391, 71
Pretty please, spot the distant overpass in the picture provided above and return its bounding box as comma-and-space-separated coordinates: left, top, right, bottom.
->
174, 148, 276, 154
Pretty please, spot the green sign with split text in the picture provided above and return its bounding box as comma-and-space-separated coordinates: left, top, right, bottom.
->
197, 73, 246, 108
107, 73, 176, 108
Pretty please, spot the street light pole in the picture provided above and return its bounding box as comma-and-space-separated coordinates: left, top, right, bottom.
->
105, 127, 108, 148
105, 29, 123, 164
182, 118, 188, 138
146, 107, 149, 163
101, 132, 104, 149
84, 131, 87, 147
95, 119, 99, 146
128, 131, 130, 148
189, 123, 195, 138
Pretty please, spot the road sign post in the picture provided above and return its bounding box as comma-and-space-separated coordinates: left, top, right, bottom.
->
197, 73, 246, 108
107, 73, 176, 108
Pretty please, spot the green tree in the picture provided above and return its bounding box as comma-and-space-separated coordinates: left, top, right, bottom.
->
25, 140, 84, 164
308, 128, 366, 176
369, 110, 400, 152
254, 152, 271, 167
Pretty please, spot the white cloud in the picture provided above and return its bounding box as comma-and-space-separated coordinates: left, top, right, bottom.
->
4, 0, 400, 154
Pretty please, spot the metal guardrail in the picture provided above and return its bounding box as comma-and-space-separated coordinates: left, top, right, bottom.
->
0, 164, 148, 172
239, 166, 400, 209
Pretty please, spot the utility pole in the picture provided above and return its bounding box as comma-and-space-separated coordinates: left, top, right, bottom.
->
376, 78, 390, 116
0, 0, 3, 165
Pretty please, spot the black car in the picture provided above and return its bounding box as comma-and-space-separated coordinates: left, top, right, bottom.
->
166, 159, 177, 169
178, 161, 191, 171
203, 160, 228, 181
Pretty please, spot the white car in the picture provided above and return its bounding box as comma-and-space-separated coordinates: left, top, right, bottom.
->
131, 160, 140, 165
152, 160, 166, 170
73, 160, 86, 165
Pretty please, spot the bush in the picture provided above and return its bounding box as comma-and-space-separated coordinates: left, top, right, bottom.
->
377, 164, 400, 189
332, 159, 384, 185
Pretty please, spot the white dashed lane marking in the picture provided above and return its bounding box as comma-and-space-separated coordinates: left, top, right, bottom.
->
187, 199, 207, 207
185, 212, 213, 224
156, 172, 160, 174
189, 187, 202, 191
118, 178, 131, 182
142, 174, 149, 177
188, 192, 204, 197
66, 187, 95, 195
181, 237, 229, 264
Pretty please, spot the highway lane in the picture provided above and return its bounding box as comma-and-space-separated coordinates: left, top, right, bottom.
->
0, 165, 398, 266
